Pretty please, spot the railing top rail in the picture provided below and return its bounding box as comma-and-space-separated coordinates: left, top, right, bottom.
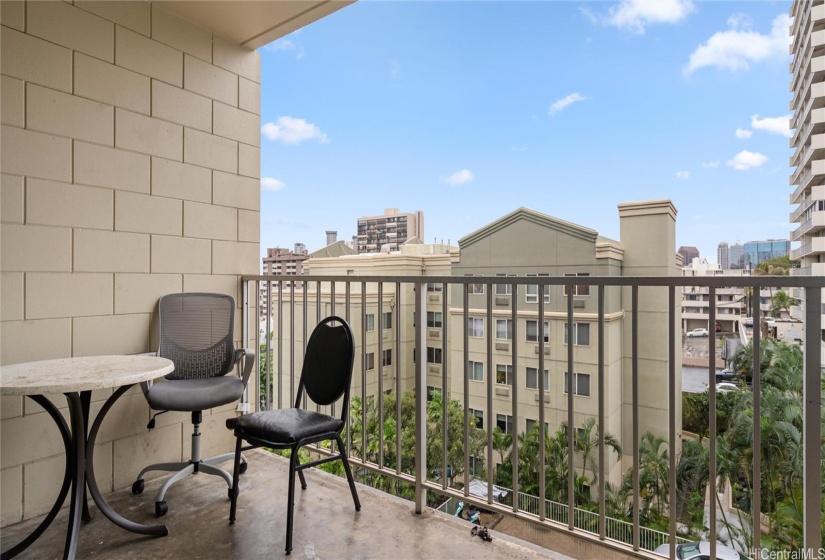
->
243, 274, 824, 289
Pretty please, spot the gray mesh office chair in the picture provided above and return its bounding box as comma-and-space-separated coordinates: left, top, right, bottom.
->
131, 292, 255, 517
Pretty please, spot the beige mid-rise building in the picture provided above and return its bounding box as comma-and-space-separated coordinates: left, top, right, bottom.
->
356, 208, 425, 254
789, 0, 825, 362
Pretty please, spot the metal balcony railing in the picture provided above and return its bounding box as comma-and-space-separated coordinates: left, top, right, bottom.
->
242, 274, 824, 560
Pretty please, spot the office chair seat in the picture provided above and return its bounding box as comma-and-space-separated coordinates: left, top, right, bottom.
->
147, 376, 245, 412
227, 409, 344, 444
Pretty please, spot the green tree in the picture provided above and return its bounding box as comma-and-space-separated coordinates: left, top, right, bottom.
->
770, 290, 798, 319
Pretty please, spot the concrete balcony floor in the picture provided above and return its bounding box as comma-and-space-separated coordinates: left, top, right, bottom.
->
3, 449, 572, 560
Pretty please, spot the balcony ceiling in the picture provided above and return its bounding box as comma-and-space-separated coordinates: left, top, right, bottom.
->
156, 0, 354, 50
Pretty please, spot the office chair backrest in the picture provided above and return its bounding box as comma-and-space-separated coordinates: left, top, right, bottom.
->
158, 292, 235, 380
296, 316, 354, 415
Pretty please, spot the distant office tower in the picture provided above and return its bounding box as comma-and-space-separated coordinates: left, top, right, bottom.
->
729, 243, 745, 269
743, 239, 790, 268
356, 208, 424, 253
717, 242, 730, 269
789, 0, 824, 362
677, 246, 700, 267
294, 242, 306, 254
325, 231, 337, 246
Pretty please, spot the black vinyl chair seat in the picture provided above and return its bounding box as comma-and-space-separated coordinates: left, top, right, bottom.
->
147, 376, 245, 412
227, 409, 343, 444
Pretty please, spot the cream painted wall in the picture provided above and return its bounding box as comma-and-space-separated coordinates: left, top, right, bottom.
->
0, 1, 260, 526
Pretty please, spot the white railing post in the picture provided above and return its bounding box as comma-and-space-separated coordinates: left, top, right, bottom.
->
414, 280, 427, 514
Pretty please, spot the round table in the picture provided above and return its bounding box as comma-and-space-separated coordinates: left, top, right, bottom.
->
0, 355, 174, 560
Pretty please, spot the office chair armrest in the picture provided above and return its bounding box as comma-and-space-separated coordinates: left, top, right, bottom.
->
138, 351, 158, 398
235, 348, 256, 388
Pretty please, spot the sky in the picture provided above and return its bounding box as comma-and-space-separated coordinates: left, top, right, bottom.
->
257, 0, 794, 264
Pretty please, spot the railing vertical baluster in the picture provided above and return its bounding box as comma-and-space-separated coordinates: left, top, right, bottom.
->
538, 284, 546, 521
266, 280, 272, 411
242, 279, 250, 411
463, 283, 470, 498
361, 282, 367, 464
668, 286, 677, 559
290, 280, 295, 408
751, 286, 761, 553
277, 280, 283, 409
803, 286, 822, 554
396, 282, 402, 476
346, 281, 351, 457
378, 282, 384, 470
302, 280, 307, 410
442, 282, 448, 490
315, 280, 321, 414
598, 284, 605, 541
254, 280, 260, 411
331, 281, 336, 421
632, 285, 639, 551
486, 283, 493, 505
567, 283, 574, 530
414, 280, 427, 513
708, 286, 717, 559
512, 280, 520, 513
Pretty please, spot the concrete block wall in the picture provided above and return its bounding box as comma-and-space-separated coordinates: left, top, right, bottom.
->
0, 1, 261, 526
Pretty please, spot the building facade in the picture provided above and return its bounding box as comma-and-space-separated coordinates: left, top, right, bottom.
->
789, 0, 825, 364
677, 246, 700, 267
743, 239, 790, 268
717, 242, 730, 270
356, 208, 424, 253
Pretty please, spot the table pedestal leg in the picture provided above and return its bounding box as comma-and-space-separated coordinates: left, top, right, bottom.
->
80, 392, 93, 522
85, 385, 168, 537
63, 393, 86, 560
0, 397, 73, 560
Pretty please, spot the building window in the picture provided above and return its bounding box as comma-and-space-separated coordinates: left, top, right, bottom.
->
495, 319, 512, 341
525, 320, 549, 343
468, 317, 484, 338
496, 414, 513, 434
427, 347, 442, 364
525, 274, 550, 304
563, 273, 591, 296
526, 367, 549, 390
427, 283, 443, 292
382, 311, 393, 330
427, 311, 443, 328
467, 274, 485, 294
366, 314, 375, 332
427, 386, 442, 402
469, 455, 484, 476
564, 323, 591, 346
365, 352, 375, 371
564, 372, 591, 397
469, 408, 484, 429
495, 274, 516, 295
468, 361, 484, 382
382, 349, 392, 367
496, 364, 512, 385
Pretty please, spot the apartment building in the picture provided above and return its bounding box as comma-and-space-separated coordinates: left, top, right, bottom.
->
259, 245, 309, 307
681, 259, 746, 332
356, 208, 424, 253
789, 0, 825, 361
677, 246, 700, 267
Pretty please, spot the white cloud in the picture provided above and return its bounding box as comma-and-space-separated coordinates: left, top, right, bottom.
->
676, 171, 691, 180
262, 38, 305, 59
685, 14, 791, 74
444, 169, 475, 185
726, 150, 768, 171
549, 93, 587, 115
751, 114, 791, 137
726, 13, 753, 30
702, 161, 720, 168
261, 117, 329, 144
261, 177, 286, 191
735, 128, 752, 139
583, 0, 694, 34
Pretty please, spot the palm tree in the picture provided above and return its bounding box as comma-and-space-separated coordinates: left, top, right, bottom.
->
770, 290, 797, 319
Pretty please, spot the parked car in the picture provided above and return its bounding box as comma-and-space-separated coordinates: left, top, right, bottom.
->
654, 541, 748, 560
716, 382, 738, 392
686, 328, 708, 338
716, 368, 738, 383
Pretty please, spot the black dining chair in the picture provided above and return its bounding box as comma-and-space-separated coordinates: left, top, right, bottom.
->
226, 315, 361, 555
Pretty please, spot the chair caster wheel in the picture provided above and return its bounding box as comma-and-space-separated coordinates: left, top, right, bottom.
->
131, 479, 144, 495
239, 461, 248, 475
155, 501, 168, 517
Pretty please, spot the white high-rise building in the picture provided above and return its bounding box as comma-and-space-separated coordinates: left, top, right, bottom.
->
789, 0, 824, 357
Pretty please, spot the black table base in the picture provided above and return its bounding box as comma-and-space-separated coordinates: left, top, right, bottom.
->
1, 385, 168, 560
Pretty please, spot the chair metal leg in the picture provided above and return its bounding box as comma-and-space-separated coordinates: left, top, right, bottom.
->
135, 462, 191, 480
229, 438, 242, 524
286, 446, 299, 555
297, 468, 307, 490
199, 463, 233, 488
154, 464, 195, 503
202, 452, 236, 467
335, 434, 361, 511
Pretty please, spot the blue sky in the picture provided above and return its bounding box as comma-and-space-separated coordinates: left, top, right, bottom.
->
258, 0, 793, 263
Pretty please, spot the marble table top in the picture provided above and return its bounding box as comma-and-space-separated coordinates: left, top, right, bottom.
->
0, 355, 174, 396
